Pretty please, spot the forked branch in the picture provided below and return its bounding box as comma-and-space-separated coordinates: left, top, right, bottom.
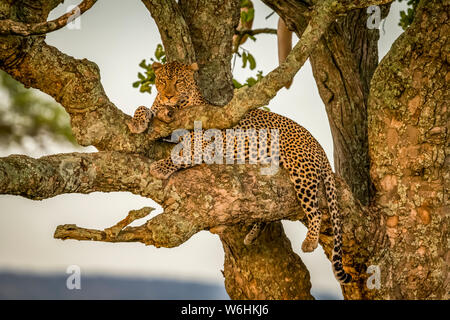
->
0, 0, 98, 36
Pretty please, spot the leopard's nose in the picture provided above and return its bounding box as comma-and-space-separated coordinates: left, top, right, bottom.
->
165, 94, 174, 99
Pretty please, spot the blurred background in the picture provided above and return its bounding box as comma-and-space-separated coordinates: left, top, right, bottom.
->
0, 0, 408, 299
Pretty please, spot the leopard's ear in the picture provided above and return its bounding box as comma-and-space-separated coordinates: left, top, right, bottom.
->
152, 62, 163, 72
189, 62, 199, 71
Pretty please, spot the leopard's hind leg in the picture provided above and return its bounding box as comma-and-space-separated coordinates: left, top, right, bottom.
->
300, 191, 321, 253
150, 131, 198, 180
149, 158, 189, 180
290, 166, 322, 253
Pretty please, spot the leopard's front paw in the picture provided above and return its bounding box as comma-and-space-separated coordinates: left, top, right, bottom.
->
128, 106, 152, 133
126, 119, 149, 134
301, 238, 318, 253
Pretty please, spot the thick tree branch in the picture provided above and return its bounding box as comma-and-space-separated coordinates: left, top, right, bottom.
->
178, 0, 240, 105
141, 0, 196, 63
0, 152, 165, 201
367, 0, 449, 299
343, 0, 393, 10
0, 149, 369, 250
0, 0, 98, 36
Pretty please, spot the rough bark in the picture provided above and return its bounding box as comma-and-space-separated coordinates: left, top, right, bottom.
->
367, 0, 449, 299
141, 0, 196, 64
309, 9, 380, 205
0, 0, 97, 36
179, 0, 240, 106
220, 223, 314, 300
0, 150, 365, 299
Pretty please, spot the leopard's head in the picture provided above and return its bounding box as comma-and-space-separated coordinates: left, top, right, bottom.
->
152, 61, 203, 108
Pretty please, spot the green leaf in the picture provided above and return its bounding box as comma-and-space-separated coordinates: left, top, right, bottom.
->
232, 79, 243, 89
138, 72, 145, 80
132, 81, 141, 88
139, 59, 147, 69
245, 77, 257, 87
246, 8, 254, 22
240, 11, 248, 23
242, 51, 248, 69
154, 44, 165, 61
247, 53, 256, 70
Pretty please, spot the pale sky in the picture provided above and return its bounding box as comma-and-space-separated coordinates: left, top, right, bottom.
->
0, 0, 407, 299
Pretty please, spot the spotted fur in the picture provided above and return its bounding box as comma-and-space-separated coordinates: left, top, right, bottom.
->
127, 61, 206, 133
128, 62, 352, 284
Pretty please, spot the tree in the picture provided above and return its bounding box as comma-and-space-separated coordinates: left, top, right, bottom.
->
0, 0, 447, 300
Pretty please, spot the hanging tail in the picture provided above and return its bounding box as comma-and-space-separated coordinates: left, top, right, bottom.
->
321, 157, 352, 284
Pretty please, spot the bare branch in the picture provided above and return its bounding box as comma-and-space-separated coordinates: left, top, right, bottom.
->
234, 28, 277, 36
0, 152, 164, 201
0, 0, 98, 36
54, 223, 153, 244
104, 207, 155, 238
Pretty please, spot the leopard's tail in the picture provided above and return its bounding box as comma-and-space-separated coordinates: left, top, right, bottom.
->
321, 156, 352, 284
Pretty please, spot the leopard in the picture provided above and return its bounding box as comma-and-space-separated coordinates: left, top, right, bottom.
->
128, 61, 352, 284
127, 61, 206, 133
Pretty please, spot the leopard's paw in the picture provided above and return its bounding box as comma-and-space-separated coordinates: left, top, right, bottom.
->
127, 106, 152, 133
127, 118, 149, 134
149, 161, 175, 180
301, 238, 318, 253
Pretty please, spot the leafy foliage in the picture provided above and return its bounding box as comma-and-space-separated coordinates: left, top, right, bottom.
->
0, 71, 76, 148
398, 0, 420, 30
239, 0, 254, 24
133, 44, 166, 95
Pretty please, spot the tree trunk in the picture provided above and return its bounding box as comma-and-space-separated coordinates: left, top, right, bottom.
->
309, 8, 382, 205
367, 0, 449, 299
